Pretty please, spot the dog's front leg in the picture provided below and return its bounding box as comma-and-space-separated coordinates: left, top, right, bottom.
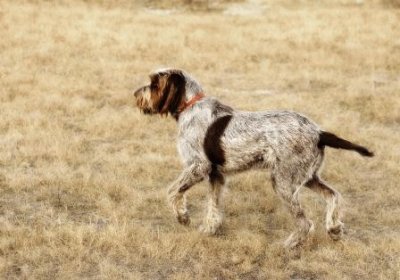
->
199, 168, 225, 235
167, 163, 208, 225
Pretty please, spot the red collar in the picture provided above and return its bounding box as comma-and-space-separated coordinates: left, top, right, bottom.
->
178, 93, 205, 113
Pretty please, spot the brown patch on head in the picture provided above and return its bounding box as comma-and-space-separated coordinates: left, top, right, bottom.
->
134, 69, 186, 117
154, 70, 186, 116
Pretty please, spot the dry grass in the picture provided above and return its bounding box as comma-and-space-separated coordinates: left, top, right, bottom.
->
1, 0, 400, 279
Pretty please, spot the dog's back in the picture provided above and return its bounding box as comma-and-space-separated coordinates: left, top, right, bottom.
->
218, 110, 320, 173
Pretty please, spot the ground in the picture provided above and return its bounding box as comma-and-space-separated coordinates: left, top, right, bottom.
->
0, 0, 399, 279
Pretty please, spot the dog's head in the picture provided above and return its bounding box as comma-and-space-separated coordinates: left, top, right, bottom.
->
134, 69, 186, 117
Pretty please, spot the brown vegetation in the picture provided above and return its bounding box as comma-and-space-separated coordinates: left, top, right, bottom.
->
0, 0, 399, 279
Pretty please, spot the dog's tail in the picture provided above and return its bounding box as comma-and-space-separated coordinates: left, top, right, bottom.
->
318, 131, 374, 157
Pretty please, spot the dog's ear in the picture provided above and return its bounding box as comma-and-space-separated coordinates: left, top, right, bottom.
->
149, 73, 159, 91
158, 72, 186, 115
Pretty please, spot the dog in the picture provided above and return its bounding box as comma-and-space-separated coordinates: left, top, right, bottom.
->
133, 68, 373, 248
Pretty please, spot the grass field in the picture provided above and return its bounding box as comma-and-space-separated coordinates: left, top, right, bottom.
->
1, 0, 400, 279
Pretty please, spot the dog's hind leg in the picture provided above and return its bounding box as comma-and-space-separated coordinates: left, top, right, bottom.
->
199, 167, 225, 235
305, 176, 344, 240
272, 173, 314, 249
167, 163, 209, 226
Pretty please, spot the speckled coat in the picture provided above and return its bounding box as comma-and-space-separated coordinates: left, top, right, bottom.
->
134, 68, 373, 248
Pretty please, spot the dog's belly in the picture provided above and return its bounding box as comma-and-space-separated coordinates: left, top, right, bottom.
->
221, 132, 276, 173
222, 147, 274, 173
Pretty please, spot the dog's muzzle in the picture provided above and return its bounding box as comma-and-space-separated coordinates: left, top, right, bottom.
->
134, 87, 144, 98
134, 85, 155, 115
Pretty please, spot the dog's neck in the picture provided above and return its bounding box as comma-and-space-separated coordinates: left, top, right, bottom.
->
181, 92, 205, 111
170, 72, 205, 120
183, 73, 204, 101
173, 92, 205, 120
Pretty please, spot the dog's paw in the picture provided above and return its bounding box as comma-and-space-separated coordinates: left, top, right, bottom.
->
199, 223, 220, 235
308, 220, 315, 234
328, 222, 344, 241
284, 222, 314, 249
177, 213, 190, 226
284, 233, 303, 249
